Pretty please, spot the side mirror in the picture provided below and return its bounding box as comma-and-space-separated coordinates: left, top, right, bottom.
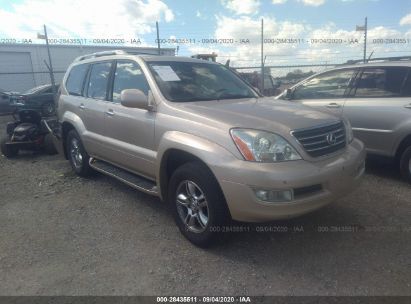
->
120, 89, 149, 109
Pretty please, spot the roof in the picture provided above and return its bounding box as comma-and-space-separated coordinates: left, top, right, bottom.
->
339, 61, 411, 70
73, 50, 216, 65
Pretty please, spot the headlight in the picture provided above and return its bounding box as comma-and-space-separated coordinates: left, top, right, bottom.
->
230, 129, 301, 162
344, 119, 354, 143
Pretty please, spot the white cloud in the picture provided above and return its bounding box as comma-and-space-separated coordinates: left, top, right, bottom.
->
196, 10, 207, 20
0, 0, 174, 40
272, 0, 287, 4
400, 13, 411, 26
209, 14, 409, 68
221, 0, 260, 15
299, 0, 326, 6
213, 15, 307, 66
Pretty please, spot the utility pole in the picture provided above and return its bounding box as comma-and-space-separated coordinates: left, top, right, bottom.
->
356, 17, 368, 63
363, 17, 368, 63
261, 18, 264, 94
156, 21, 161, 55
42, 25, 56, 96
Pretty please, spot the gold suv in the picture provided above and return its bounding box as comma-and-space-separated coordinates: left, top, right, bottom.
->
54, 50, 365, 246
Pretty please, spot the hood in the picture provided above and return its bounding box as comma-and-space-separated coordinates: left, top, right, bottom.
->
174, 97, 339, 135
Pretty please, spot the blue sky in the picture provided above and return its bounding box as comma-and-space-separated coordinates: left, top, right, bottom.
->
1, 0, 411, 67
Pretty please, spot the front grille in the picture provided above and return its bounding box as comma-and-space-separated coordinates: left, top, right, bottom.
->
292, 121, 346, 157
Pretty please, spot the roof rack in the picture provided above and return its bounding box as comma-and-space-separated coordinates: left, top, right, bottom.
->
74, 50, 163, 62
345, 56, 411, 65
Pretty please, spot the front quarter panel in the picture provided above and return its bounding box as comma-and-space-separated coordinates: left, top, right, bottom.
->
156, 131, 237, 200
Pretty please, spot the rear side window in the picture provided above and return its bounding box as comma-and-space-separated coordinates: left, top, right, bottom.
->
293, 69, 355, 100
66, 64, 89, 96
353, 67, 408, 98
112, 61, 150, 102
86, 62, 112, 100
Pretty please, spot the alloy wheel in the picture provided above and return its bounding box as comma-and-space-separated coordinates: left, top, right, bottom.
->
176, 180, 209, 233
70, 138, 83, 169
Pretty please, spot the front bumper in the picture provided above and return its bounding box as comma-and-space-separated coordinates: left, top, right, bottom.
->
214, 139, 366, 222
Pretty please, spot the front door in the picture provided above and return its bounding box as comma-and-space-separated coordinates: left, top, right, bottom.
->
290, 68, 359, 118
104, 60, 156, 179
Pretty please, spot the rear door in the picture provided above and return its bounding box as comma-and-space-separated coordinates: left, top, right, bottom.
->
79, 61, 113, 158
104, 59, 156, 178
343, 66, 411, 156
290, 68, 358, 117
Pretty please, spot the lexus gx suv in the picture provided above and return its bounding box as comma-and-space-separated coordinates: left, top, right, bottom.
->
54, 50, 365, 246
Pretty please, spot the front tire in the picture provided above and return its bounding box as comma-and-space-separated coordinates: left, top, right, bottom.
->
168, 162, 230, 247
1, 137, 18, 158
66, 130, 92, 177
399, 146, 411, 184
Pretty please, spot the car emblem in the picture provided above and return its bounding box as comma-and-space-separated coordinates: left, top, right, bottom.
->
326, 132, 337, 145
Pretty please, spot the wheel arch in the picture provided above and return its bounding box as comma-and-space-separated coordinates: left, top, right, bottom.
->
395, 133, 411, 162
156, 131, 234, 203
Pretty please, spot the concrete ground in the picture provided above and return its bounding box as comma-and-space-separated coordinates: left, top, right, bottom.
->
0, 115, 410, 296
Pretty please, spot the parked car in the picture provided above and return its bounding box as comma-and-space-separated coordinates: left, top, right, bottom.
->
277, 58, 411, 183
52, 50, 365, 246
12, 84, 59, 116
0, 89, 17, 115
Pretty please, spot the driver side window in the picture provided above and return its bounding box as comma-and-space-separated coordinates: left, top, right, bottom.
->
112, 60, 149, 103
293, 69, 355, 100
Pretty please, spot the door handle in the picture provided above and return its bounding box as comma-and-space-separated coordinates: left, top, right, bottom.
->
79, 104, 85, 110
326, 103, 341, 108
404, 104, 411, 109
105, 109, 115, 116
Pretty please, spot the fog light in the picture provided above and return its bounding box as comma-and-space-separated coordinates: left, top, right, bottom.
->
254, 189, 293, 203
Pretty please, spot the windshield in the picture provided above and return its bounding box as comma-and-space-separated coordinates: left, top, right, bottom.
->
147, 61, 257, 102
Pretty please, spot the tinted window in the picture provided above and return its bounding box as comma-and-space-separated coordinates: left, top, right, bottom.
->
293, 69, 355, 100
354, 67, 408, 98
66, 64, 89, 96
86, 62, 112, 100
401, 69, 411, 97
148, 61, 257, 102
112, 61, 150, 102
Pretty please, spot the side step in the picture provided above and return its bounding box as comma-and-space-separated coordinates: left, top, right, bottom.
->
89, 158, 158, 196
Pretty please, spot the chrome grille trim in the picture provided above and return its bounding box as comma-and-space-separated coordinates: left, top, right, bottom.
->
291, 121, 347, 157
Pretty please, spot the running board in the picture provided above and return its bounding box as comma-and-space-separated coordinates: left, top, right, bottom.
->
89, 158, 158, 196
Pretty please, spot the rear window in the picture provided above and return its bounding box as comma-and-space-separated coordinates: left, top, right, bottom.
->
353, 67, 408, 98
66, 64, 89, 96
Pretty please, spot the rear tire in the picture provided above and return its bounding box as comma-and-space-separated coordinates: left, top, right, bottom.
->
1, 137, 18, 158
399, 146, 411, 184
44, 134, 58, 155
168, 161, 230, 247
66, 130, 92, 177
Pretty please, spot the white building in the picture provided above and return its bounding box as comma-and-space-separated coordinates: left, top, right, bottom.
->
0, 44, 175, 92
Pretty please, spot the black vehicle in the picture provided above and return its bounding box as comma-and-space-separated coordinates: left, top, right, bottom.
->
12, 84, 59, 116
0, 109, 57, 158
